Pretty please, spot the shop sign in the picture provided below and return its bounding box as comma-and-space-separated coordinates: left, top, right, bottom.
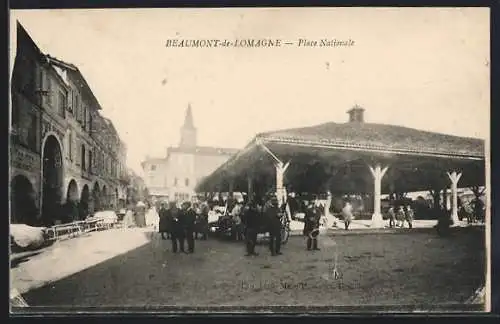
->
11, 146, 40, 172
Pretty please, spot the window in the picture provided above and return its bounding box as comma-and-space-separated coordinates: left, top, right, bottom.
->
67, 90, 73, 113
11, 95, 19, 129
38, 66, 44, 91
74, 95, 80, 121
58, 91, 66, 118
46, 76, 53, 106
151, 165, 156, 171
68, 131, 73, 161
82, 105, 87, 128
28, 113, 37, 150
88, 150, 92, 173
81, 144, 86, 171
185, 178, 189, 187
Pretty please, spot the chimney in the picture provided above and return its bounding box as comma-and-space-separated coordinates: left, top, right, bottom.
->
347, 105, 365, 123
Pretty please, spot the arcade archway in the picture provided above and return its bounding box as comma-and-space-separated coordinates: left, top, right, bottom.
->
65, 179, 79, 221
92, 182, 101, 212
102, 185, 108, 210
80, 184, 90, 219
114, 188, 119, 209
10, 175, 37, 225
42, 135, 64, 225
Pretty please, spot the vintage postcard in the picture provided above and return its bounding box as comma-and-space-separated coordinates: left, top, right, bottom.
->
9, 7, 490, 313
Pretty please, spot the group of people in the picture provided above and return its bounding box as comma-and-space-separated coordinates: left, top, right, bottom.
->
154, 194, 288, 257
230, 195, 286, 257
157, 201, 210, 254
154, 194, 364, 257
387, 205, 414, 229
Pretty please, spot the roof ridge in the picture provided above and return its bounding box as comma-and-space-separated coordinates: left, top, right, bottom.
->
262, 121, 484, 142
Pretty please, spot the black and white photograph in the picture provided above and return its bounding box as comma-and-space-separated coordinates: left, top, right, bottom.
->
9, 7, 490, 313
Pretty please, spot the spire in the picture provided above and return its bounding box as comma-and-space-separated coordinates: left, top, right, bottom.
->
179, 103, 197, 147
183, 103, 195, 129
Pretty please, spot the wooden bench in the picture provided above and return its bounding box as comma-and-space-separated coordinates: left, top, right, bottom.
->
46, 222, 82, 241
83, 218, 102, 233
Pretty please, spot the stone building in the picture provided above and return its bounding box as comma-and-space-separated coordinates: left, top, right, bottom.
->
141, 105, 239, 202
9, 22, 128, 226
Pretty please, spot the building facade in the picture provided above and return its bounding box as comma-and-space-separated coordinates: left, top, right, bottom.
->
10, 22, 128, 226
141, 105, 239, 202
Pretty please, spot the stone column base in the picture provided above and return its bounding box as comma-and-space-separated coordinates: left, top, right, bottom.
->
371, 213, 385, 228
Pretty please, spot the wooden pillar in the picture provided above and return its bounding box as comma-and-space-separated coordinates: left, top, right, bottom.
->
247, 175, 253, 200
275, 161, 290, 206
324, 191, 332, 218
447, 171, 462, 225
228, 179, 234, 200
369, 164, 389, 228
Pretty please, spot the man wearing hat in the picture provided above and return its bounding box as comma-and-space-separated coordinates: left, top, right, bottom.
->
304, 200, 321, 251
181, 201, 197, 254
243, 198, 260, 256
265, 195, 283, 256
158, 202, 171, 240
169, 201, 185, 253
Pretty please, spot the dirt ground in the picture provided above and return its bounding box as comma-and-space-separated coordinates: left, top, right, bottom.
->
20, 227, 485, 311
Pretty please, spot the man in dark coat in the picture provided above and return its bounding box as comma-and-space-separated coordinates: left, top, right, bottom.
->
158, 202, 171, 240
169, 202, 185, 253
387, 206, 396, 228
181, 201, 197, 254
265, 196, 283, 256
243, 198, 260, 256
304, 202, 321, 251
195, 202, 209, 240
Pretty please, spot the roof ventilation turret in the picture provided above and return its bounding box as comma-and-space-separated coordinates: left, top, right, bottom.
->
347, 105, 365, 123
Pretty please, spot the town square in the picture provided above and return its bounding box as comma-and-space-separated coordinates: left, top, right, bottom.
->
9, 8, 489, 312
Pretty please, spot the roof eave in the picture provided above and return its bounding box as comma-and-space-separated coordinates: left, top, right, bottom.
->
261, 136, 484, 161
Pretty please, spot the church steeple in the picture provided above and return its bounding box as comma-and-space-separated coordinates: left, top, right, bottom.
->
183, 103, 195, 129
179, 103, 197, 148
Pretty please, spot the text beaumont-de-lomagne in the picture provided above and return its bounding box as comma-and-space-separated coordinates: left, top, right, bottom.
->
165, 39, 284, 48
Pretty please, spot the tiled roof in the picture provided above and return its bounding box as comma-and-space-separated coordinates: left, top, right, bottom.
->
259, 122, 485, 158
44, 54, 103, 111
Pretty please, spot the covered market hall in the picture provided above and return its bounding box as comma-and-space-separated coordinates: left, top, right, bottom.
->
195, 106, 486, 227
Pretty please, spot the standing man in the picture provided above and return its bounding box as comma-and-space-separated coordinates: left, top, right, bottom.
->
404, 205, 414, 229
196, 201, 210, 240
182, 201, 197, 254
169, 201, 185, 253
158, 202, 170, 240
265, 196, 283, 256
387, 206, 396, 228
342, 200, 353, 230
304, 201, 321, 251
233, 202, 244, 241
243, 198, 260, 256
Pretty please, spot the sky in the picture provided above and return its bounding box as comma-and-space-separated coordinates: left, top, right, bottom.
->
10, 8, 490, 177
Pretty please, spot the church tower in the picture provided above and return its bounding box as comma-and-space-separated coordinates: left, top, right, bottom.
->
179, 103, 197, 148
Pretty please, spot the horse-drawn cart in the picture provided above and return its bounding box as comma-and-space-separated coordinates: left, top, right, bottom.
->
209, 209, 291, 245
